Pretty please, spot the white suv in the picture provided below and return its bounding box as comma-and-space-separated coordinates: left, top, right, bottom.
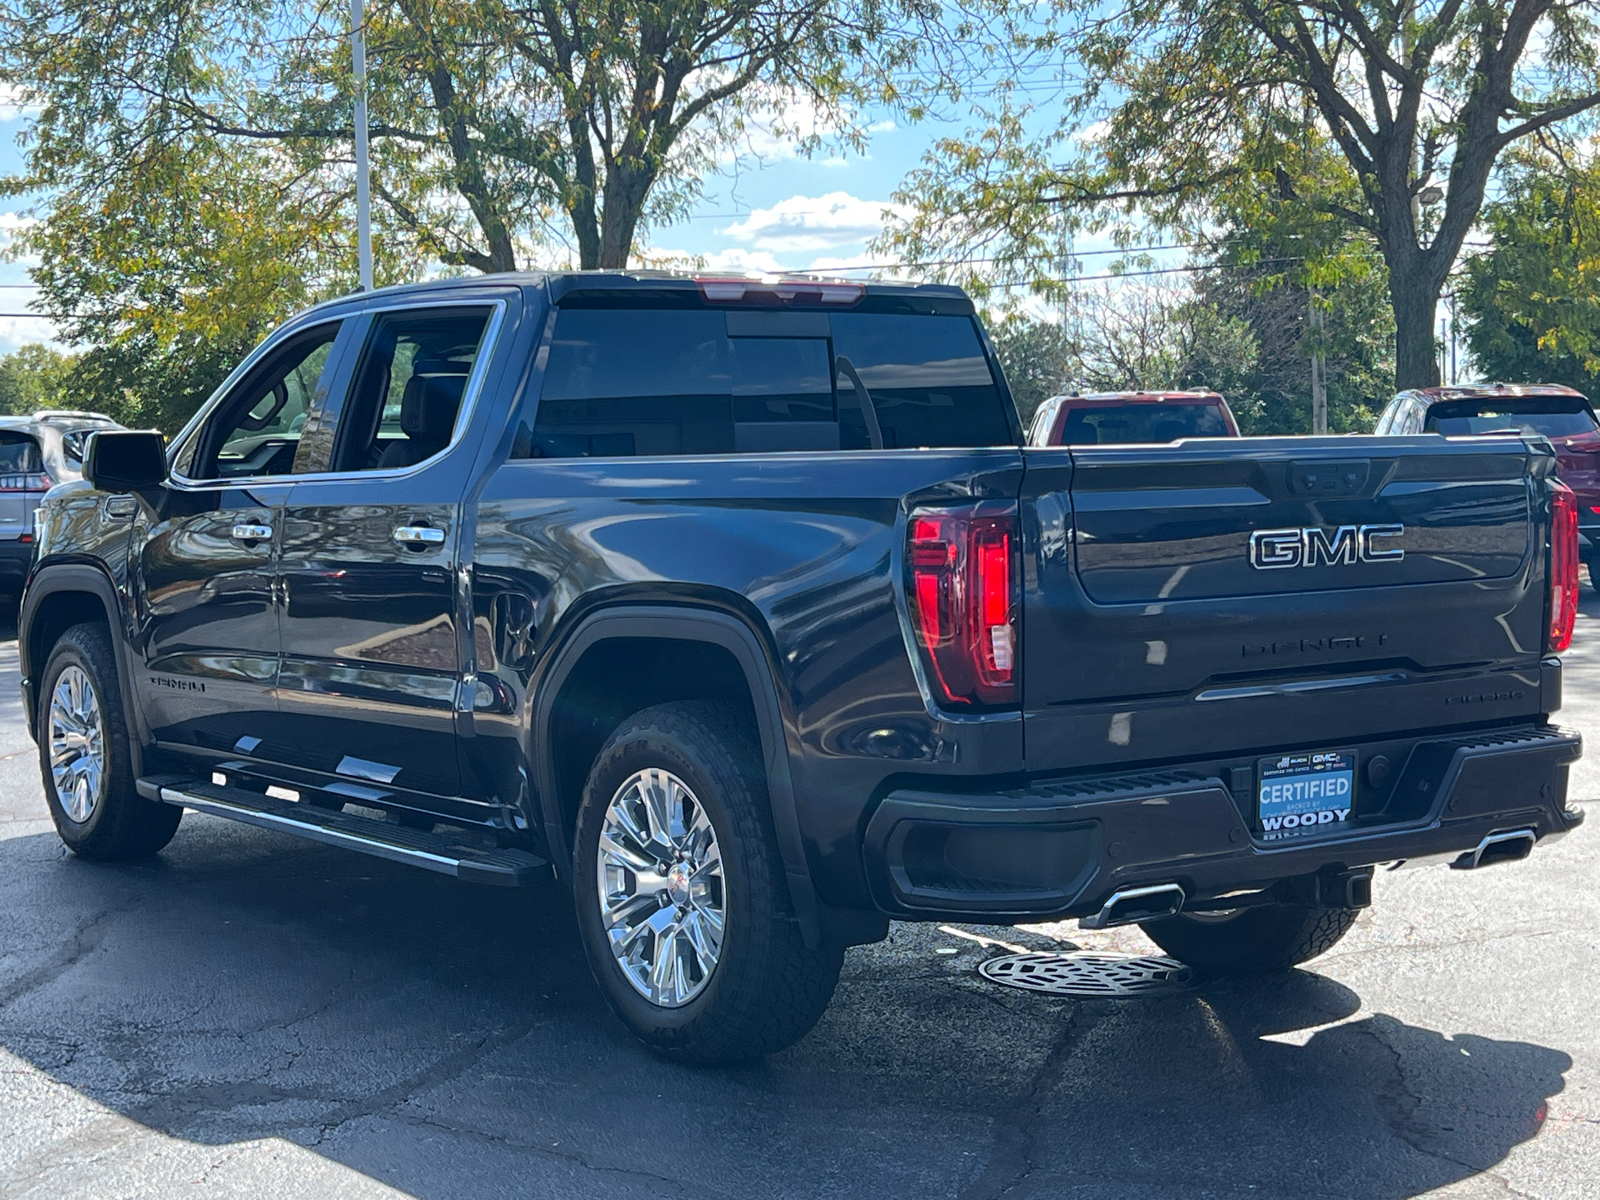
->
0, 410, 123, 597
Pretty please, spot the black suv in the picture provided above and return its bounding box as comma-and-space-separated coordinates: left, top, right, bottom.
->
20, 273, 1584, 1061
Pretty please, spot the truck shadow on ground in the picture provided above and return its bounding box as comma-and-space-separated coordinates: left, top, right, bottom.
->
0, 817, 1573, 1200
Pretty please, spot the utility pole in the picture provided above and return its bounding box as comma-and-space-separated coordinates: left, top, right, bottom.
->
1448, 293, 1458, 385
1309, 294, 1327, 434
351, 0, 374, 292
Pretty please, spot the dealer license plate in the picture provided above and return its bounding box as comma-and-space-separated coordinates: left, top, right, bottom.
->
1256, 751, 1356, 840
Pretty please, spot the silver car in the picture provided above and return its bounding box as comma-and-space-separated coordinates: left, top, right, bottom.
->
0, 410, 124, 596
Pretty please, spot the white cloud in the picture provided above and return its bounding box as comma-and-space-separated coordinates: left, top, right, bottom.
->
0, 315, 62, 355
720, 192, 911, 254
1072, 119, 1111, 146
805, 251, 897, 275
0, 83, 41, 122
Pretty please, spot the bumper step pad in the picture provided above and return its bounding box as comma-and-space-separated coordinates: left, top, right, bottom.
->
136, 775, 548, 887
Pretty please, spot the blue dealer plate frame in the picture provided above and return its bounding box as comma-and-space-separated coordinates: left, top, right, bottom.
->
1256, 750, 1357, 841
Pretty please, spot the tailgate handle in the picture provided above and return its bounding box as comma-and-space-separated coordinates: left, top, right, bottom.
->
1289, 460, 1370, 496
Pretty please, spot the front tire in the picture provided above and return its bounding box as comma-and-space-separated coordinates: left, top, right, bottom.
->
572, 701, 843, 1063
37, 622, 181, 860
1140, 903, 1359, 975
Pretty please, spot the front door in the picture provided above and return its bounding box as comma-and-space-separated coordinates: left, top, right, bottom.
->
131, 320, 349, 756
271, 303, 501, 806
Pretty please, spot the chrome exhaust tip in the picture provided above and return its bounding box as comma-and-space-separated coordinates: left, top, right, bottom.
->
1451, 828, 1537, 870
1080, 882, 1186, 930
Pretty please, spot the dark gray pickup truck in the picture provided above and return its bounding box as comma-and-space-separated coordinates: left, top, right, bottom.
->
19, 272, 1585, 1062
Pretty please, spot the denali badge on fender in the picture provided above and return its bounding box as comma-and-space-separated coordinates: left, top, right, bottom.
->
1248, 524, 1404, 570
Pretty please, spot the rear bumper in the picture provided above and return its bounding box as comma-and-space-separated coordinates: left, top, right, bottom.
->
862, 725, 1583, 921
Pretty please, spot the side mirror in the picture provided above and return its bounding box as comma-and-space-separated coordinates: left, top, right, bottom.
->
83, 430, 169, 495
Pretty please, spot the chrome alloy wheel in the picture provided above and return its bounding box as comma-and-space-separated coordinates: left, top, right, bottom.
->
596, 768, 726, 1008
49, 665, 105, 824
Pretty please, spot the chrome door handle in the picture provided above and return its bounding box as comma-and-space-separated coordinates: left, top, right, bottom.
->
231, 522, 273, 542
393, 525, 446, 546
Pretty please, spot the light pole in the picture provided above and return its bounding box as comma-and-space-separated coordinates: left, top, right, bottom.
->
351, 0, 374, 292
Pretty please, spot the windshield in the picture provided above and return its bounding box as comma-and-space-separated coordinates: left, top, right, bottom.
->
1057, 402, 1231, 445
1425, 396, 1597, 438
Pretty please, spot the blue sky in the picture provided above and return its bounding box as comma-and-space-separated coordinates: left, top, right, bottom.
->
0, 100, 949, 357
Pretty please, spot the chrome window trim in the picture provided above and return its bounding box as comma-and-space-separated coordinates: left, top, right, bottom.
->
166, 297, 510, 492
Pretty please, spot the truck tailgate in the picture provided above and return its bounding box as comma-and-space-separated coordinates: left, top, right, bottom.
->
1020, 435, 1554, 770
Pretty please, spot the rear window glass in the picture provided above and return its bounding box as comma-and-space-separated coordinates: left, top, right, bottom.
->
520, 308, 1014, 457
0, 432, 42, 474
1425, 397, 1597, 438
1057, 403, 1230, 445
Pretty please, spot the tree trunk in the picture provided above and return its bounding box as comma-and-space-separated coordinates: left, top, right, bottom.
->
597, 165, 655, 269
1390, 273, 1443, 390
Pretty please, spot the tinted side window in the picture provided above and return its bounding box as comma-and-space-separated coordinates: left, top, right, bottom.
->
324, 307, 494, 473
829, 313, 1012, 449
187, 323, 342, 480
520, 307, 1015, 458
533, 310, 731, 457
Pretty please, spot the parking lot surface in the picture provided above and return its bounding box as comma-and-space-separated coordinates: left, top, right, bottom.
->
1, 600, 1597, 1200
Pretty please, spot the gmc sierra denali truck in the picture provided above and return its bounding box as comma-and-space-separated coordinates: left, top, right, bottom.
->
19, 272, 1585, 1063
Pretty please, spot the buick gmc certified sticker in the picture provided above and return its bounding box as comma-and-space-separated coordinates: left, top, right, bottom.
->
1258, 751, 1356, 840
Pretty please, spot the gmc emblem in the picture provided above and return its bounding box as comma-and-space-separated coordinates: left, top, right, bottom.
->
1248, 524, 1404, 570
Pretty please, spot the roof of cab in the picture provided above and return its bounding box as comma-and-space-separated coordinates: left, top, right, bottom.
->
294, 269, 972, 322
1049, 390, 1226, 405
1396, 383, 1589, 406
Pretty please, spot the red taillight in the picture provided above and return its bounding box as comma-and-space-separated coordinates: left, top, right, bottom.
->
0, 472, 51, 493
1549, 482, 1579, 653
907, 504, 1018, 707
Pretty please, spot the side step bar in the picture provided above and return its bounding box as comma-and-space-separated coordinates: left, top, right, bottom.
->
138, 776, 548, 887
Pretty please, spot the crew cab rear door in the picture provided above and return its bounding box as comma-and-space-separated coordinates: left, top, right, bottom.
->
1020, 435, 1548, 769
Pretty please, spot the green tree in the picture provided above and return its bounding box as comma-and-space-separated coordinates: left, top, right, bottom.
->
984, 310, 1074, 428
0, 344, 76, 416
2, 0, 913, 273
882, 0, 1600, 390
1460, 147, 1600, 395
2, 0, 926, 430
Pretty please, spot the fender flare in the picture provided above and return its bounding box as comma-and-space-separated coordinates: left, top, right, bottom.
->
20, 561, 150, 774
532, 605, 823, 946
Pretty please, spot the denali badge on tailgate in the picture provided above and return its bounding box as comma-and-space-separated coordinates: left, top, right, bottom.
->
1248, 524, 1404, 570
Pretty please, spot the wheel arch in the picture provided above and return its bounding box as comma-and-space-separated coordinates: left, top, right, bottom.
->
20, 564, 145, 770
533, 605, 823, 946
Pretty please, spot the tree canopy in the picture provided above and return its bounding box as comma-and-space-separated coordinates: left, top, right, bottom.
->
0, 0, 928, 429
882, 0, 1600, 390
1460, 146, 1600, 396
0, 343, 75, 417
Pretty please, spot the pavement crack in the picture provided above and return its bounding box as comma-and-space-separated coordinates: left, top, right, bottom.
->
307, 1020, 542, 1144
953, 999, 1104, 1200
0, 908, 115, 1010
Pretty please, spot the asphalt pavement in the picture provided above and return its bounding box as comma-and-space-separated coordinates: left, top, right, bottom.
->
1, 597, 1597, 1200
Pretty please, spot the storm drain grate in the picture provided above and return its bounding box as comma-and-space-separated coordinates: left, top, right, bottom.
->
978, 951, 1192, 997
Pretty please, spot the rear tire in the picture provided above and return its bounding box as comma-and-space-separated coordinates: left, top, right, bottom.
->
572, 701, 843, 1064
1140, 903, 1359, 975
37, 623, 182, 860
